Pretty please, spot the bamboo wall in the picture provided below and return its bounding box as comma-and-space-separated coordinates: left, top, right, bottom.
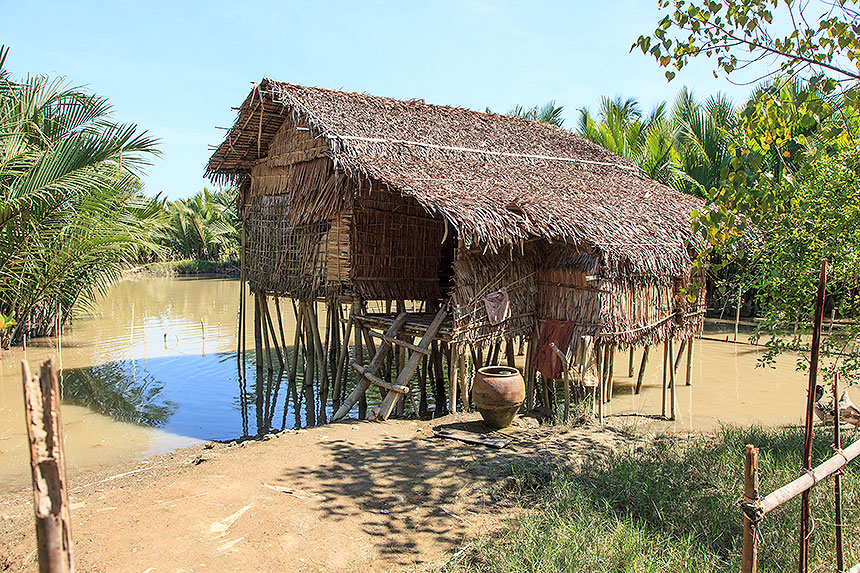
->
349, 186, 447, 302
451, 247, 537, 347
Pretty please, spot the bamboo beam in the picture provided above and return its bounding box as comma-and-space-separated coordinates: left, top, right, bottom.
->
759, 436, 860, 516
367, 330, 431, 355
22, 358, 74, 573
351, 363, 409, 394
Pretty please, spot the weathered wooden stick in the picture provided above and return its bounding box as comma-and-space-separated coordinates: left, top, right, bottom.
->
259, 295, 274, 372
635, 345, 650, 394
661, 340, 668, 418
596, 343, 604, 425
760, 436, 860, 516
22, 358, 74, 573
606, 346, 615, 403
742, 444, 759, 573
419, 354, 428, 414
237, 224, 246, 374
274, 298, 289, 365
253, 292, 264, 380
735, 286, 742, 342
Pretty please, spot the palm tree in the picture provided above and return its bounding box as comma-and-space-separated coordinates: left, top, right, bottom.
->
0, 46, 160, 342
159, 187, 238, 260
506, 100, 566, 126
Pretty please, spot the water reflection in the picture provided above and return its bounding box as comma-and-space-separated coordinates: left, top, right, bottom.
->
62, 362, 177, 427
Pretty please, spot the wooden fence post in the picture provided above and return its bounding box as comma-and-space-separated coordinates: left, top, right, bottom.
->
742, 444, 760, 573
22, 358, 74, 573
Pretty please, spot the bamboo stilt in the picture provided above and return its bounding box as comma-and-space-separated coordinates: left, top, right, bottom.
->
628, 348, 635, 377
506, 340, 516, 368
332, 304, 357, 411
606, 346, 615, 402
263, 297, 284, 368
304, 320, 316, 427
673, 339, 687, 376
459, 352, 468, 413
253, 292, 264, 381
635, 345, 650, 394
662, 340, 668, 418
432, 341, 446, 415
419, 354, 428, 415
449, 343, 458, 414
596, 343, 604, 425
259, 295, 274, 372
669, 338, 677, 421
685, 337, 694, 386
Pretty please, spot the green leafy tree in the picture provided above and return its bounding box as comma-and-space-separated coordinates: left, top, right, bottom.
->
0, 46, 160, 343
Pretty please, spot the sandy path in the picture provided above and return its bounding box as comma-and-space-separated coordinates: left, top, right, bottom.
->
1, 414, 621, 572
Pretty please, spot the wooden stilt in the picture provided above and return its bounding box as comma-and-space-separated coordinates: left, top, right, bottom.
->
22, 358, 74, 573
628, 348, 634, 377
673, 339, 687, 377
606, 346, 615, 402
432, 341, 446, 415
596, 343, 604, 425
237, 224, 246, 374
357, 323, 367, 420
305, 302, 330, 403
668, 338, 677, 421
662, 340, 668, 418
304, 320, 316, 426
332, 303, 357, 411
449, 343, 458, 414
742, 444, 759, 573
524, 334, 535, 410
253, 292, 264, 381
685, 337, 694, 386
419, 354, 428, 415
259, 295, 274, 372
459, 352, 468, 413
506, 340, 516, 368
263, 297, 284, 368
635, 345, 650, 394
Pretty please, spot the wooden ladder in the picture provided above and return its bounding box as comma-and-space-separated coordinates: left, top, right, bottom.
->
331, 307, 447, 422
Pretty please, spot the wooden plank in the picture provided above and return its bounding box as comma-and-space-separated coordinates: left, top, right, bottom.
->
367, 330, 431, 355
22, 358, 74, 573
435, 428, 511, 449
332, 312, 409, 420
373, 308, 448, 420
351, 363, 409, 393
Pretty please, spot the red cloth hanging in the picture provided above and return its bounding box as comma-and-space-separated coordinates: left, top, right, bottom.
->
533, 319, 578, 380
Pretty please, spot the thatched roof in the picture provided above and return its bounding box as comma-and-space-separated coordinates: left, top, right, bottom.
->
207, 79, 704, 278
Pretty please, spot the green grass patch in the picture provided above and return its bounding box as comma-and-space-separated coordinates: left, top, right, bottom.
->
136, 259, 238, 276
446, 425, 860, 572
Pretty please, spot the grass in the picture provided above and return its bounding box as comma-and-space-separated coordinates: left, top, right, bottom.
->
445, 425, 860, 572
134, 259, 238, 276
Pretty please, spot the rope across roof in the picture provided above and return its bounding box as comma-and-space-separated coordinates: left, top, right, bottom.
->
206, 79, 705, 277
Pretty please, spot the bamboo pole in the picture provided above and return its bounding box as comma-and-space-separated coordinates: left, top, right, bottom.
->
662, 340, 668, 418
259, 295, 274, 372
263, 298, 284, 369
668, 339, 677, 421
506, 340, 516, 368
332, 304, 357, 411
596, 343, 604, 425
635, 345, 650, 394
685, 337, 694, 386
432, 341, 446, 415
672, 339, 687, 376
800, 261, 827, 573
449, 343, 458, 414
304, 319, 316, 427
735, 285, 742, 342
459, 352, 468, 413
606, 346, 615, 403
834, 373, 845, 573
742, 444, 759, 573
253, 292, 264, 382
628, 348, 635, 378
524, 334, 535, 410
22, 358, 74, 573
760, 436, 860, 516
238, 224, 246, 374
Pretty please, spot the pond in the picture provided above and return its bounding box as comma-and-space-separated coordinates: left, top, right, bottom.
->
0, 276, 821, 490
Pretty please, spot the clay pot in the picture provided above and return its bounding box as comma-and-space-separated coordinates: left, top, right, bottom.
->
472, 365, 525, 429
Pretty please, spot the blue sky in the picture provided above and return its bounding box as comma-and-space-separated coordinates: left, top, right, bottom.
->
2, 0, 757, 199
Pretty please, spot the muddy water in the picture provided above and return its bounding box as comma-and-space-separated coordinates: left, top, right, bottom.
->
0, 276, 834, 491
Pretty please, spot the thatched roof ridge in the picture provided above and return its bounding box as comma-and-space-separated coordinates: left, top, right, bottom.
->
207, 79, 705, 277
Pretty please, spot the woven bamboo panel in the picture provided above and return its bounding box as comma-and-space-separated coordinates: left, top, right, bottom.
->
451, 248, 537, 347
349, 187, 445, 302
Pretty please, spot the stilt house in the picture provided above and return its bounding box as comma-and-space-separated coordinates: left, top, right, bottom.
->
207, 79, 706, 422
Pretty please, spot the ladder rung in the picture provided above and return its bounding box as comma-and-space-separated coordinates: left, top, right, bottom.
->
367, 330, 431, 355
351, 363, 409, 393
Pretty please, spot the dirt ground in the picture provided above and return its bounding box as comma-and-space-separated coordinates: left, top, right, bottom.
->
0, 413, 625, 572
